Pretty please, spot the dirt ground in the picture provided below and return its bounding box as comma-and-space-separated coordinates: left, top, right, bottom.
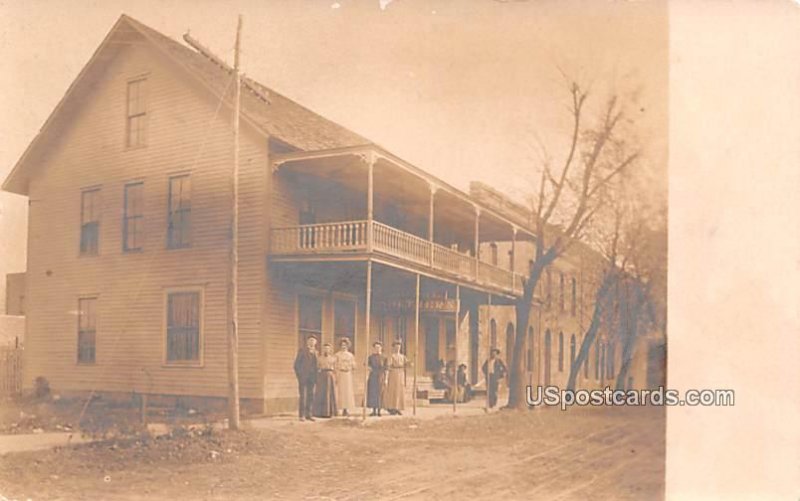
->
0, 404, 665, 500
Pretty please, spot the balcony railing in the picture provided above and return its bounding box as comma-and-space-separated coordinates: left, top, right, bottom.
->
271, 220, 524, 296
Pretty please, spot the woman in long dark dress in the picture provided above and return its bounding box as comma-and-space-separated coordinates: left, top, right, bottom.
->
313, 343, 338, 418
367, 342, 386, 417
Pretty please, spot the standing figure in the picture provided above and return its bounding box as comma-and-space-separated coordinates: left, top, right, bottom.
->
313, 343, 338, 418
334, 338, 356, 416
294, 336, 318, 421
482, 348, 508, 409
366, 342, 387, 416
384, 341, 409, 415
456, 363, 473, 403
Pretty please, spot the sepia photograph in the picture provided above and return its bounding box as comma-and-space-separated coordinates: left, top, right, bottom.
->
0, 1, 797, 500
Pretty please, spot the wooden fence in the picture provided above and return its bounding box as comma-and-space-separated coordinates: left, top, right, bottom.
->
0, 346, 23, 396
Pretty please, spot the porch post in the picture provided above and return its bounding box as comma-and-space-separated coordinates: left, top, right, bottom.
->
453, 284, 460, 414
510, 227, 517, 289
428, 183, 437, 266
486, 293, 492, 412
473, 206, 481, 280
367, 153, 375, 252
413, 273, 420, 416
362, 260, 373, 421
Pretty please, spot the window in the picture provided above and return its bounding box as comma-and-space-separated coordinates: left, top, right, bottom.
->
570, 334, 576, 372
425, 317, 440, 371
608, 343, 615, 379
395, 316, 408, 354
298, 294, 323, 349
526, 326, 534, 372
123, 182, 144, 251
126, 78, 147, 147
166, 291, 201, 362
558, 331, 564, 372
167, 174, 191, 249
594, 341, 601, 380
571, 277, 577, 317
559, 273, 565, 312
546, 270, 552, 309
505, 323, 514, 363
77, 297, 97, 363
490, 319, 497, 349
80, 189, 100, 255
584, 343, 589, 378
334, 299, 356, 354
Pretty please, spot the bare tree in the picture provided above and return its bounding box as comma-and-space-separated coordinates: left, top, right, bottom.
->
565, 174, 667, 392
506, 78, 640, 409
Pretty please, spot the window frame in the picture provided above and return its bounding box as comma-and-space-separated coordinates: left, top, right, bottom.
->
558, 331, 564, 372
296, 291, 324, 350
79, 187, 101, 256
167, 173, 192, 249
77, 295, 98, 364
125, 76, 148, 149
123, 181, 145, 252
332, 295, 357, 355
162, 286, 204, 367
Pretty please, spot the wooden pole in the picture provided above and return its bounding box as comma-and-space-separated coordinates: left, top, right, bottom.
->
453, 285, 460, 414
226, 14, 243, 431
428, 185, 436, 266
486, 293, 492, 412
413, 274, 420, 416
362, 260, 373, 421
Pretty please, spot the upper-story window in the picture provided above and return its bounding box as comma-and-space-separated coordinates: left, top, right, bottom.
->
80, 188, 101, 255
167, 174, 191, 249
490, 243, 498, 266
546, 269, 552, 309
571, 277, 577, 317
559, 273, 565, 312
123, 182, 144, 252
126, 78, 147, 148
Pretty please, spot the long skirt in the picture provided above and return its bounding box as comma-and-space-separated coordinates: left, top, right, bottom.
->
336, 370, 356, 410
366, 371, 384, 408
384, 367, 405, 410
313, 370, 337, 418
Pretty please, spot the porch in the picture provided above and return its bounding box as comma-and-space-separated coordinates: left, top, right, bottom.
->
269, 144, 537, 300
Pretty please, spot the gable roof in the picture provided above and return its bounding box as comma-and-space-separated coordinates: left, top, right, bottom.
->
3, 14, 369, 195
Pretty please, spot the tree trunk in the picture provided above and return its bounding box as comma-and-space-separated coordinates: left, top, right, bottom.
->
506, 264, 543, 409
566, 270, 616, 391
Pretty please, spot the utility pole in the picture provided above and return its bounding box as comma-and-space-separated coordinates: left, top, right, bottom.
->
227, 14, 243, 431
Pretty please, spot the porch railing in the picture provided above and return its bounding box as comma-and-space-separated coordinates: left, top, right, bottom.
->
271, 220, 523, 296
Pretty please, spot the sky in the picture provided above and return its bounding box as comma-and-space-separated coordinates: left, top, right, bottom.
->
0, 0, 667, 300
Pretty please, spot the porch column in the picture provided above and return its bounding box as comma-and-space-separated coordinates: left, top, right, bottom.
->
453, 285, 460, 414
428, 183, 437, 266
413, 273, 420, 416
486, 293, 492, 412
510, 227, 517, 289
473, 206, 481, 280
367, 153, 375, 252
362, 260, 373, 421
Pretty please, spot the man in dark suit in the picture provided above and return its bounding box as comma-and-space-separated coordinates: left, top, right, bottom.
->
482, 348, 508, 409
294, 336, 318, 421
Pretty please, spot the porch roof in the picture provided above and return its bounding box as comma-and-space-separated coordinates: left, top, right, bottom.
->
271, 144, 536, 243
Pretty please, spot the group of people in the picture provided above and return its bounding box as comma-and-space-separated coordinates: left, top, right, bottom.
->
432, 360, 474, 403
294, 337, 510, 421
293, 336, 409, 421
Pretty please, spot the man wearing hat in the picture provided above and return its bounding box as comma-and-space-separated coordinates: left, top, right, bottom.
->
482, 348, 507, 408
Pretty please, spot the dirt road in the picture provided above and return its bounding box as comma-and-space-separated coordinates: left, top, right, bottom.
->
0, 405, 664, 500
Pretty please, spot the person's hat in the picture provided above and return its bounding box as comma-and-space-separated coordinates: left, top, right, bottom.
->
339, 337, 351, 347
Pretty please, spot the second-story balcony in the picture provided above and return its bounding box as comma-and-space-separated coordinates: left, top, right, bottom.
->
269, 145, 536, 298
271, 219, 525, 296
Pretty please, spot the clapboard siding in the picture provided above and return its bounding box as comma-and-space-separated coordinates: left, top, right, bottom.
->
24, 42, 266, 399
